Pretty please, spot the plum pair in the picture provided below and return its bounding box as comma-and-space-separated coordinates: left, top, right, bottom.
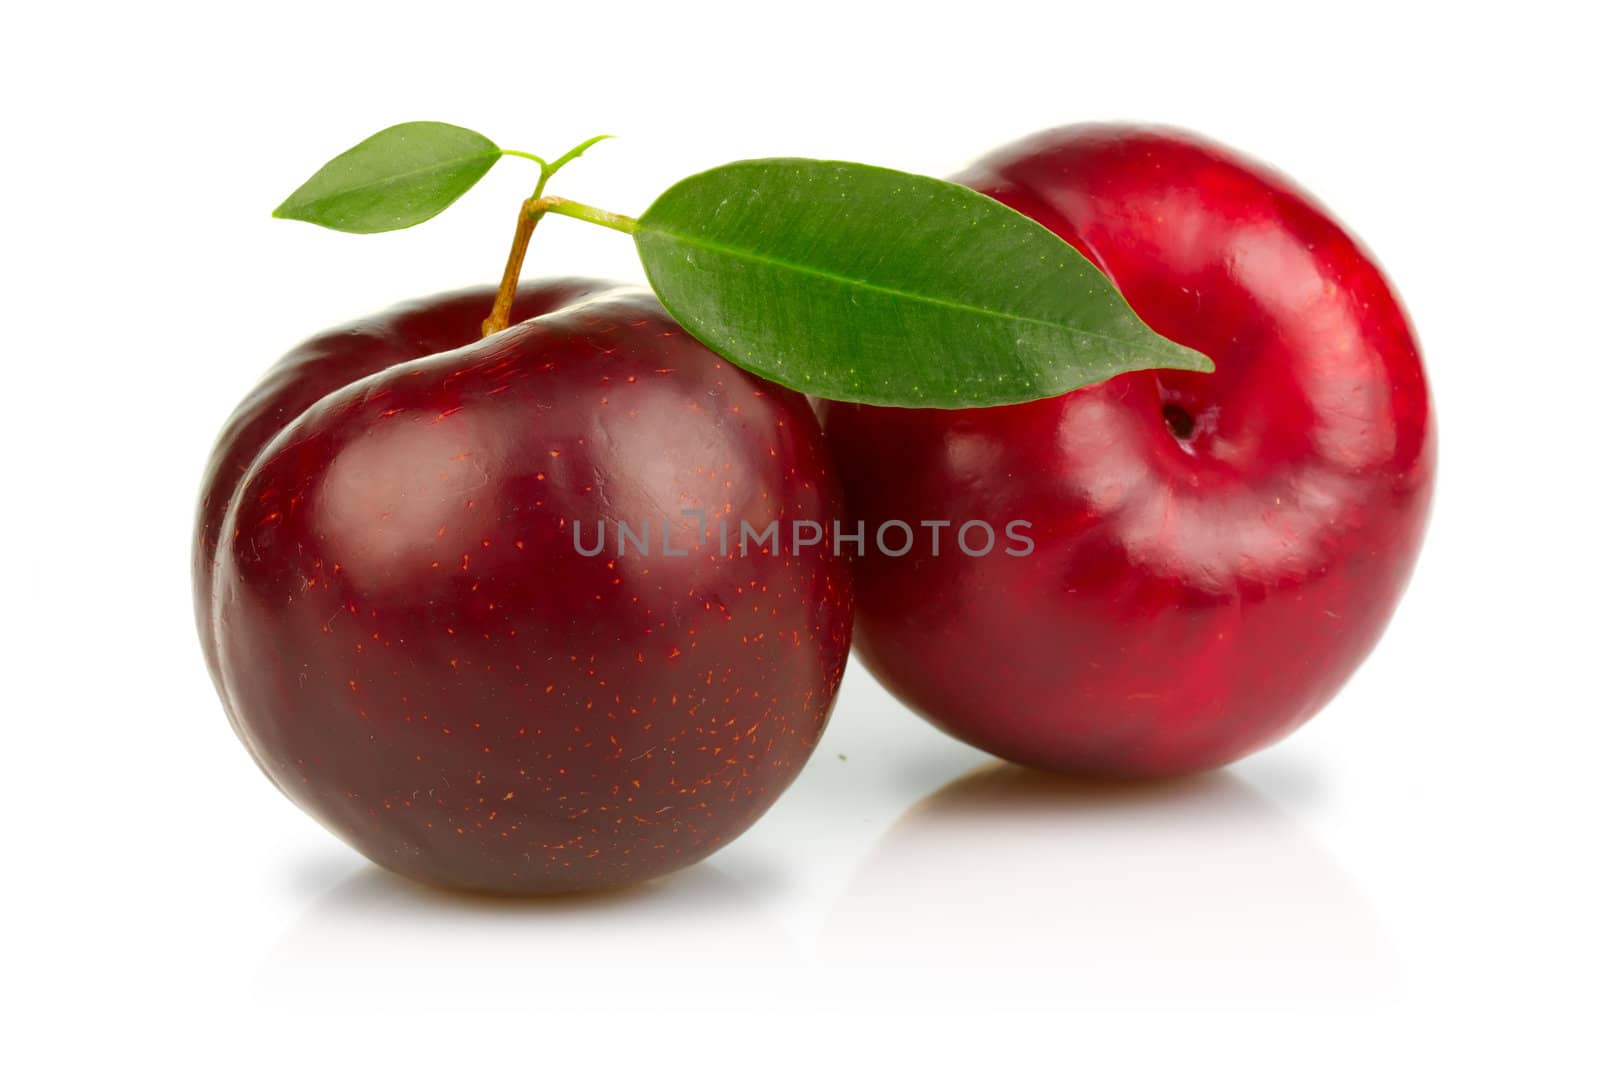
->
194, 125, 1433, 893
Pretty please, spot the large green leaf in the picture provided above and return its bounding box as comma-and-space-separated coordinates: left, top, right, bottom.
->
273, 122, 501, 233
634, 159, 1211, 408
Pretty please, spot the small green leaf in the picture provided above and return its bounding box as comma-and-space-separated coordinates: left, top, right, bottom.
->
634, 159, 1212, 408
274, 122, 501, 233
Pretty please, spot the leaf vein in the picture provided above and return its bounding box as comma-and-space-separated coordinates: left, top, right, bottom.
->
642, 227, 1197, 362
287, 153, 498, 213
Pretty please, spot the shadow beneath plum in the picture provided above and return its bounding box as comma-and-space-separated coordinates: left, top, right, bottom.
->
255, 855, 788, 1012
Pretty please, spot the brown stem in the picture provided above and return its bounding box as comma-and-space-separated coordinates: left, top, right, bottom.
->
482, 198, 542, 337
481, 197, 639, 337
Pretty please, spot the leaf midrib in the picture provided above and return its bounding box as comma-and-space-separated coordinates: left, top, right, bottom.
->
284, 151, 499, 214
640, 224, 1192, 362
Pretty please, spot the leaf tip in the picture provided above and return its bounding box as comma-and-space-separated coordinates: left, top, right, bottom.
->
270, 193, 322, 226
1154, 337, 1215, 375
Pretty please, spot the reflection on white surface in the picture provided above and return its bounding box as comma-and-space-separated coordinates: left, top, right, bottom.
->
257, 858, 810, 1017
256, 753, 1385, 1014
823, 763, 1391, 1006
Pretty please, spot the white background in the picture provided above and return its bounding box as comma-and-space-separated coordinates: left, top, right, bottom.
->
4, 1, 1596, 1062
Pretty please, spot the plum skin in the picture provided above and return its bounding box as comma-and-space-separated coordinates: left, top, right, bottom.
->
195, 281, 853, 893
820, 125, 1435, 778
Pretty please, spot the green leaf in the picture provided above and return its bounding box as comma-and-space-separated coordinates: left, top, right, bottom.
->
634, 159, 1212, 408
273, 122, 501, 233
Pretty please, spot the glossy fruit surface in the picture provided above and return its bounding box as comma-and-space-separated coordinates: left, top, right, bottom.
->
196, 281, 852, 892
821, 125, 1434, 777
